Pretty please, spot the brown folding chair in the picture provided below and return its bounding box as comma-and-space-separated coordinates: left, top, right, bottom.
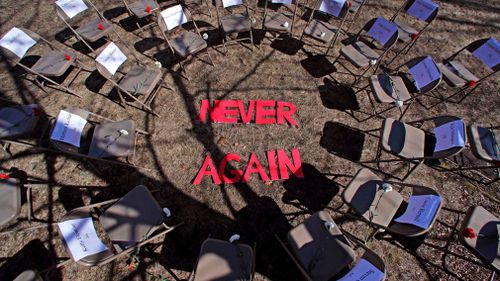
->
261, 0, 300, 47
332, 17, 399, 85
276, 210, 386, 281
157, 4, 214, 80
387, 0, 439, 63
433, 38, 500, 107
353, 55, 442, 122
459, 206, 499, 281
343, 168, 442, 241
0, 27, 89, 98
215, 0, 255, 54
55, 185, 180, 267
55, 0, 114, 54
189, 236, 256, 281
300, 0, 349, 56
121, 0, 161, 36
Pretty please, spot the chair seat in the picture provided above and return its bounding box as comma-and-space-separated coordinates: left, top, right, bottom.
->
340, 41, 380, 68
437, 61, 478, 87
0, 178, 21, 229
467, 125, 500, 163
394, 19, 418, 43
99, 185, 164, 251
13, 270, 43, 281
169, 31, 207, 58
76, 18, 113, 42
263, 11, 292, 33
128, 0, 159, 18
304, 19, 337, 43
460, 206, 500, 271
31, 51, 75, 77
118, 65, 162, 96
220, 13, 251, 33
88, 120, 136, 158
343, 169, 403, 228
370, 74, 412, 103
194, 238, 254, 281
0, 105, 40, 139
381, 118, 426, 159
287, 211, 356, 281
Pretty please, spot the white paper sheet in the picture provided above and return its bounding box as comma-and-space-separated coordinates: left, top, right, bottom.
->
433, 119, 466, 152
367, 17, 398, 46
95, 43, 127, 75
406, 0, 438, 21
160, 5, 189, 30
319, 0, 346, 17
55, 0, 88, 19
338, 258, 385, 281
50, 110, 87, 147
394, 195, 441, 229
58, 217, 108, 261
0, 27, 37, 58
222, 0, 243, 8
408, 56, 440, 90
472, 38, 500, 69
272, 0, 293, 4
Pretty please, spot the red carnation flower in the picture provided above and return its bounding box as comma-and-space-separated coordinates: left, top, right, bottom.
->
0, 174, 9, 180
145, 5, 151, 13
462, 227, 476, 239
64, 54, 71, 61
32, 107, 43, 117
347, 2, 352, 8
411, 33, 418, 41
467, 80, 477, 88
97, 23, 104, 30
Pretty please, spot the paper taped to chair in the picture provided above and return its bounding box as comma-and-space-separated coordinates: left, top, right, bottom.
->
367, 17, 397, 46
55, 0, 88, 19
406, 0, 438, 21
161, 5, 188, 30
95, 43, 127, 75
222, 0, 243, 7
472, 38, 500, 69
272, 0, 293, 4
433, 119, 465, 152
394, 195, 441, 229
58, 217, 108, 261
319, 0, 346, 18
51, 110, 87, 147
0, 27, 37, 58
409, 56, 440, 90
338, 258, 384, 281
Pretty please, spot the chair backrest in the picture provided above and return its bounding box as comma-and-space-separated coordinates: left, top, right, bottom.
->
467, 37, 500, 72
403, 0, 439, 23
221, 0, 245, 9
55, 0, 92, 22
0, 27, 40, 61
362, 17, 399, 49
157, 4, 191, 34
406, 56, 442, 94
430, 115, 466, 159
49, 108, 92, 154
315, 0, 349, 19
95, 42, 128, 79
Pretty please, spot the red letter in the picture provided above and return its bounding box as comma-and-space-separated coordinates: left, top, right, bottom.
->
277, 101, 298, 126
242, 153, 271, 182
238, 100, 255, 124
255, 100, 276, 124
193, 155, 222, 184
217, 100, 239, 123
277, 148, 304, 179
219, 153, 242, 183
266, 150, 280, 181
198, 100, 212, 122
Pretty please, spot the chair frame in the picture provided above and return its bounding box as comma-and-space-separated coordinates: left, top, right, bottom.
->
121, 0, 161, 37
215, 0, 255, 54
260, 0, 300, 47
342, 0, 369, 34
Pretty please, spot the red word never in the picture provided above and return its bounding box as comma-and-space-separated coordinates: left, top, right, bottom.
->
193, 148, 304, 184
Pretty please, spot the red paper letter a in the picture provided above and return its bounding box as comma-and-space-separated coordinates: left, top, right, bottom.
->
193, 154, 222, 185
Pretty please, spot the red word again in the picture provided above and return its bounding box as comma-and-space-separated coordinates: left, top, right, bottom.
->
193, 148, 304, 184
198, 100, 298, 126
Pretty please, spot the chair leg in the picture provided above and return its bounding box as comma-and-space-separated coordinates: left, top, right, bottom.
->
206, 48, 215, 66
222, 33, 228, 55
402, 160, 422, 181
249, 28, 254, 51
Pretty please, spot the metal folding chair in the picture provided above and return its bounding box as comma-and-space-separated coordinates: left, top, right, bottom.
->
121, 0, 161, 36
215, 0, 255, 54
260, 0, 300, 47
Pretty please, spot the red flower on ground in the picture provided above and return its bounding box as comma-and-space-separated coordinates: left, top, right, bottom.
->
97, 23, 104, 30
0, 174, 9, 180
411, 33, 418, 41
32, 107, 43, 117
145, 5, 151, 13
462, 227, 476, 238
64, 54, 71, 61
467, 80, 477, 88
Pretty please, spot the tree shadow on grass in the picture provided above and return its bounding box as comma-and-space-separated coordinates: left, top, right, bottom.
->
320, 121, 365, 162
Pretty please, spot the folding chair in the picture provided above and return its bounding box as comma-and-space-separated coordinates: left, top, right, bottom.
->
55, 0, 114, 54
276, 211, 386, 281
300, 0, 349, 56
189, 236, 255, 281
95, 41, 169, 116
388, 0, 439, 63
0, 27, 89, 98
362, 116, 466, 181
121, 0, 161, 36
157, 4, 214, 80
48, 108, 148, 168
354, 55, 442, 121
343, 168, 442, 241
332, 17, 399, 85
459, 206, 499, 281
260, 0, 300, 47
215, 0, 254, 54
434, 37, 500, 106
342, 0, 368, 33
55, 185, 180, 267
